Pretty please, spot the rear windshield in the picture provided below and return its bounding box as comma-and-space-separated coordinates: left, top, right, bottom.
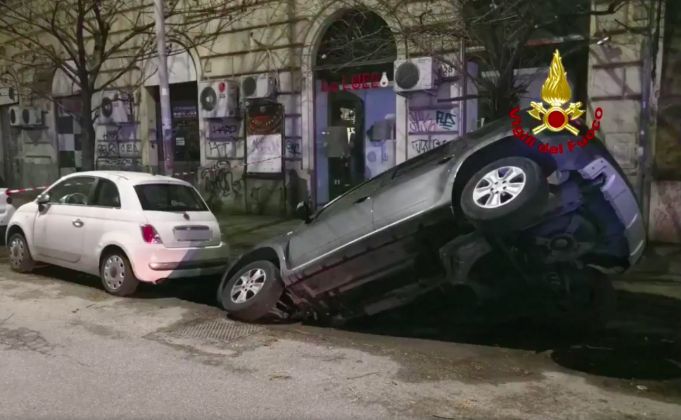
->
134, 184, 208, 212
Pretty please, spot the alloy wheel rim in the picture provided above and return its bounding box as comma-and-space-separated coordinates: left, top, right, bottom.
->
103, 255, 126, 290
230, 268, 267, 304
473, 165, 526, 209
9, 237, 25, 268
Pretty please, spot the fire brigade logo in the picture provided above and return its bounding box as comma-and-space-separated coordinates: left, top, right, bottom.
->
528, 49, 584, 136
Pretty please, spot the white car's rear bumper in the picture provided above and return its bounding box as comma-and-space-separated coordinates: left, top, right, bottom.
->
130, 241, 229, 283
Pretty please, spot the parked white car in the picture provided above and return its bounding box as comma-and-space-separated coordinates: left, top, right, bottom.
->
0, 187, 16, 245
5, 171, 229, 296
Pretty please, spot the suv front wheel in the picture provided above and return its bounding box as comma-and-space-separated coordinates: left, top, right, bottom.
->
460, 156, 549, 233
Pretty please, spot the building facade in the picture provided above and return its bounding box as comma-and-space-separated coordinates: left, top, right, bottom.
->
1, 0, 679, 244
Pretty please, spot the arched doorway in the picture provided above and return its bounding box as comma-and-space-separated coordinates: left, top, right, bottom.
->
313, 10, 397, 205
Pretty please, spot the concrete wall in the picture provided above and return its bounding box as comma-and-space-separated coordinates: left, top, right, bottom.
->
649, 0, 681, 243
587, 0, 653, 191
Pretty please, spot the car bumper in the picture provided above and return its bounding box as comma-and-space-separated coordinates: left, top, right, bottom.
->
578, 157, 646, 267
0, 225, 6, 246
131, 241, 230, 283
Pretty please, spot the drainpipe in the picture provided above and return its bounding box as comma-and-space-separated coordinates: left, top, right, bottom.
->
460, 38, 467, 136
637, 0, 664, 228
153, 0, 174, 176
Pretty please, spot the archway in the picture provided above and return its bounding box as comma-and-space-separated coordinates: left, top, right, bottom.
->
312, 9, 397, 205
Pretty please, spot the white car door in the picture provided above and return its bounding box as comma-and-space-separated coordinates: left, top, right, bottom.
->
33, 176, 97, 263
79, 177, 124, 273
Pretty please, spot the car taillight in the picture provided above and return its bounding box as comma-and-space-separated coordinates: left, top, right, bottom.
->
141, 224, 162, 244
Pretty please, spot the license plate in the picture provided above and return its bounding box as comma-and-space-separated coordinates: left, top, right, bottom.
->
174, 226, 211, 241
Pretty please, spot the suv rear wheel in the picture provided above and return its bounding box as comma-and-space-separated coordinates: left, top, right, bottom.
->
221, 260, 284, 322
460, 156, 549, 232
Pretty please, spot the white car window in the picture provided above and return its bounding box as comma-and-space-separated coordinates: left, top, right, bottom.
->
92, 179, 121, 208
47, 177, 97, 206
134, 184, 208, 212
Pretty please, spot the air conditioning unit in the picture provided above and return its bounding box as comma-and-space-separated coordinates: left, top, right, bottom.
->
198, 79, 239, 119
0, 86, 18, 106
241, 74, 276, 99
98, 91, 133, 125
393, 57, 439, 93
9, 106, 43, 127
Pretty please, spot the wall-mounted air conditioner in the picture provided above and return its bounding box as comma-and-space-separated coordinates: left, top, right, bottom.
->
241, 74, 276, 100
0, 86, 18, 106
98, 91, 133, 125
198, 79, 239, 118
9, 106, 43, 127
393, 57, 439, 94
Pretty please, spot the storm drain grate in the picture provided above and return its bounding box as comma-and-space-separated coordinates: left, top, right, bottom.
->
166, 318, 265, 342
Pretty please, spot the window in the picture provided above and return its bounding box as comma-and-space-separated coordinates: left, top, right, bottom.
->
47, 177, 96, 205
92, 179, 121, 208
134, 184, 208, 212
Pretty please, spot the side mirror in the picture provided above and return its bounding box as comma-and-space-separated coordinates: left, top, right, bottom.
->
295, 200, 311, 223
37, 193, 50, 211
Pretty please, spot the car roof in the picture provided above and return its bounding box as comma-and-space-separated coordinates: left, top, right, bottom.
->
61, 171, 188, 186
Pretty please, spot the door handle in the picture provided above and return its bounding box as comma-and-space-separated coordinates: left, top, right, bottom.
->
72, 219, 84, 228
354, 196, 369, 204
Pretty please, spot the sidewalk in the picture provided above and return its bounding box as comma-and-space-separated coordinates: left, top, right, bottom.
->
617, 244, 681, 284
216, 212, 302, 256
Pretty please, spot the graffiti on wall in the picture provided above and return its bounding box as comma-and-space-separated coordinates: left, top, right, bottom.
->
408, 109, 458, 133
407, 107, 460, 158
95, 124, 142, 169
96, 157, 142, 170
409, 137, 456, 155
204, 119, 242, 160
199, 160, 243, 200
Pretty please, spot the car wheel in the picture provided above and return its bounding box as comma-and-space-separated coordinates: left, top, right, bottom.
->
221, 260, 284, 322
460, 156, 549, 232
100, 251, 139, 297
7, 232, 35, 273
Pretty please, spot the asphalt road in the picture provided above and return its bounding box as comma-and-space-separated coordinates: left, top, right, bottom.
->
1, 250, 680, 419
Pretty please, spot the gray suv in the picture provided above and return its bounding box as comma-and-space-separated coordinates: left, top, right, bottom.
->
217, 109, 646, 327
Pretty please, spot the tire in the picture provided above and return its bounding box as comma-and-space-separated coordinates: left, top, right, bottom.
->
100, 250, 139, 297
7, 232, 35, 273
221, 260, 284, 322
460, 156, 549, 232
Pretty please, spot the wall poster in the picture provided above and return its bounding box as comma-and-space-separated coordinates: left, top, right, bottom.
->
245, 102, 284, 175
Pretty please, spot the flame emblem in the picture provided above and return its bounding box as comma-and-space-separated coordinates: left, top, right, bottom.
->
528, 49, 584, 136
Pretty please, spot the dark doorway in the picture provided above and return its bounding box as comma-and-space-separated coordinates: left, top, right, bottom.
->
313, 9, 397, 206
152, 82, 200, 174
326, 91, 365, 200
0, 107, 19, 186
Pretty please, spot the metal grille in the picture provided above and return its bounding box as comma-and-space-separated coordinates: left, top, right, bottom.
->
165, 318, 264, 342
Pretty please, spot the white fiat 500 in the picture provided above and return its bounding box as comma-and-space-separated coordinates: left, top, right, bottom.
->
5, 171, 229, 296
